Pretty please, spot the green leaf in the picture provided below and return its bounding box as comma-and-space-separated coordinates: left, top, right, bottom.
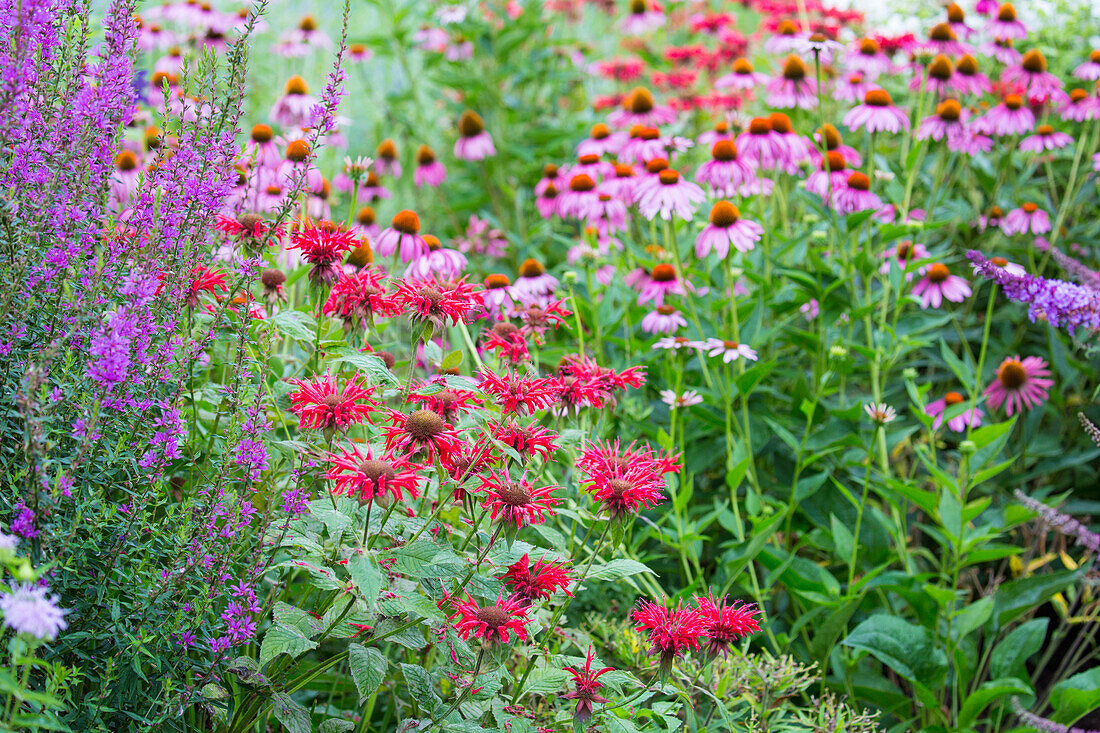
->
958, 678, 1031, 728
589, 558, 654, 581
939, 487, 963, 544
260, 624, 318, 667
843, 615, 947, 687
271, 692, 312, 733
329, 347, 400, 386
993, 569, 1081, 627
830, 514, 855, 562
401, 663, 442, 714
385, 540, 441, 577
348, 645, 387, 703
441, 349, 463, 371
347, 553, 383, 610
952, 596, 993, 640
319, 720, 355, 733
272, 310, 317, 342
990, 618, 1048, 680
1051, 667, 1100, 725
939, 338, 972, 389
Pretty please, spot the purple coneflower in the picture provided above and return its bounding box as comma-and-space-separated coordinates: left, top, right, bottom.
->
695, 140, 756, 196
715, 58, 768, 89
636, 169, 705, 221
641, 305, 687, 334
984, 2, 1027, 39
454, 111, 496, 161
1073, 49, 1100, 80
413, 145, 446, 187
1002, 50, 1067, 104
1001, 202, 1051, 236
765, 55, 818, 110
984, 355, 1052, 415
269, 75, 319, 128
832, 172, 882, 214
975, 94, 1034, 137
1019, 124, 1073, 153
926, 391, 982, 432
844, 89, 910, 134
695, 201, 763, 258
911, 263, 971, 309
703, 339, 758, 363
375, 210, 428, 262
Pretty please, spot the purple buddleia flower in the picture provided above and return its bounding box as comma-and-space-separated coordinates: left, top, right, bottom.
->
968, 251, 1100, 334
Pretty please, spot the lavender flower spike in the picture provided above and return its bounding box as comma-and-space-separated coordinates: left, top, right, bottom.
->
968, 250, 1100, 334
1014, 489, 1100, 556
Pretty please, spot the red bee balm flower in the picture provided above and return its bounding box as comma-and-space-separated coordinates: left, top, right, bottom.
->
479, 469, 561, 528
289, 373, 377, 432
382, 407, 463, 461
693, 593, 761, 659
487, 419, 560, 462
325, 443, 424, 505
289, 218, 362, 286
392, 276, 483, 327
323, 267, 394, 330
449, 591, 530, 645
499, 554, 573, 603
562, 647, 613, 723
187, 265, 228, 306
478, 368, 559, 415
632, 599, 706, 675
585, 465, 666, 519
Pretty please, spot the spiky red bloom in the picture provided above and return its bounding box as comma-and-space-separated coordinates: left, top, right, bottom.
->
408, 379, 483, 422
579, 439, 681, 477
479, 469, 560, 528
214, 212, 284, 243
323, 267, 395, 329
517, 299, 572, 341
289, 218, 362, 286
325, 443, 424, 505
449, 591, 531, 644
585, 465, 666, 519
554, 354, 646, 413
187, 265, 228, 306
487, 419, 560, 462
482, 323, 531, 363
631, 599, 706, 672
499, 554, 573, 603
562, 646, 613, 723
392, 276, 483, 326
478, 368, 559, 415
693, 594, 761, 659
289, 373, 378, 431
382, 407, 463, 461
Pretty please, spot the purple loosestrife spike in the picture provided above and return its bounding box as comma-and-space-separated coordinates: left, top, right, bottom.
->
1034, 239, 1100, 292
967, 251, 1100, 334
1014, 489, 1100, 556
1013, 698, 1100, 733
1078, 413, 1100, 449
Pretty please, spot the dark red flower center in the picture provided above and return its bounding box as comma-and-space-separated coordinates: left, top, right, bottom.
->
782, 55, 806, 81
458, 110, 485, 137
476, 606, 511, 628
998, 360, 1027, 389
496, 481, 533, 506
